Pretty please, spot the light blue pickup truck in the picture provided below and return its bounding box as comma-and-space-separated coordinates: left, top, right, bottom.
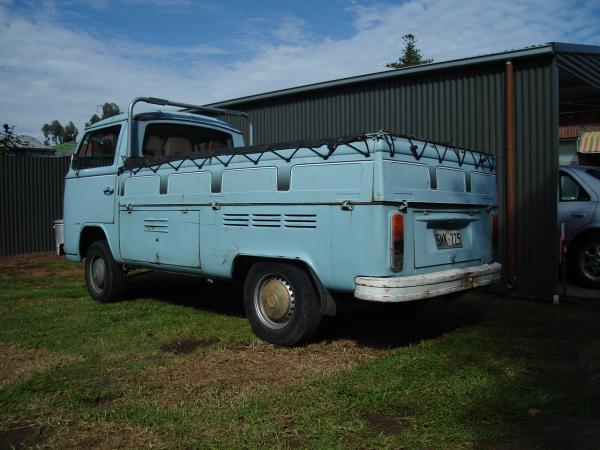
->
61, 97, 501, 346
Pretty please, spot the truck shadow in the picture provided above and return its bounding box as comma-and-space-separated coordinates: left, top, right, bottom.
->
317, 295, 485, 349
123, 270, 485, 350
123, 270, 246, 318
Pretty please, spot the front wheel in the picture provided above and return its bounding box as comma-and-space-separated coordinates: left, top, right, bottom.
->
85, 240, 126, 303
244, 262, 322, 346
572, 234, 600, 289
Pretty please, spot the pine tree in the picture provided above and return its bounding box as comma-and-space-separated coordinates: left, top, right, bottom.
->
386, 34, 433, 69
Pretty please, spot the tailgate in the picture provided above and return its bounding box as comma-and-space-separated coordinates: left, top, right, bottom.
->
413, 210, 483, 268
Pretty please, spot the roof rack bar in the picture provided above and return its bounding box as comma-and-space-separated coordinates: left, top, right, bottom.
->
127, 97, 254, 154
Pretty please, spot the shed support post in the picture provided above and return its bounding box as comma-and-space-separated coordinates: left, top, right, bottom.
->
505, 61, 517, 287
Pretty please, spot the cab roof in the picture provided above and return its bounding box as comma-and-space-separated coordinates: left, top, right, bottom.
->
84, 110, 241, 135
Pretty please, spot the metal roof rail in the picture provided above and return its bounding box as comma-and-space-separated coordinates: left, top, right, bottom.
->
127, 97, 254, 156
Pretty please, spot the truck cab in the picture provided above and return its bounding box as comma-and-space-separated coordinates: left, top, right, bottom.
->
64, 107, 245, 264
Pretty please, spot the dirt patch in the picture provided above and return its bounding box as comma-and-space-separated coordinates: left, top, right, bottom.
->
142, 340, 385, 402
0, 252, 57, 268
45, 419, 163, 450
365, 412, 409, 436
0, 253, 82, 278
0, 343, 80, 388
82, 395, 122, 411
160, 338, 220, 355
287, 436, 302, 448
17, 266, 83, 278
0, 423, 47, 449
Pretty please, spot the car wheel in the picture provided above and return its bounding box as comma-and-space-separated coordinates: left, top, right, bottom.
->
85, 240, 126, 303
572, 234, 600, 289
244, 262, 322, 346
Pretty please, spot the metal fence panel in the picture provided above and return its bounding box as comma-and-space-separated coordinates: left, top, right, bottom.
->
0, 156, 70, 256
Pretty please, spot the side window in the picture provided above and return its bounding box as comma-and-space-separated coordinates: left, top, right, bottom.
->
560, 173, 590, 202
74, 125, 121, 169
142, 123, 233, 158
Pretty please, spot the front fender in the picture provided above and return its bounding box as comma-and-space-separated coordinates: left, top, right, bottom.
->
68, 223, 120, 262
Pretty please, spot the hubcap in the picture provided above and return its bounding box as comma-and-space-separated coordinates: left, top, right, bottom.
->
90, 256, 106, 290
254, 275, 295, 330
580, 242, 600, 282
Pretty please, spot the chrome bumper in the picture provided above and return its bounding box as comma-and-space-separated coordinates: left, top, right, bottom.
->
354, 262, 502, 302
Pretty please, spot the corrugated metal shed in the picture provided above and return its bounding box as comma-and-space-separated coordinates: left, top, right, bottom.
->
0, 156, 70, 256
205, 42, 600, 298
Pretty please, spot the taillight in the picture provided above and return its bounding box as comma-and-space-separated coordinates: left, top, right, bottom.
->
391, 213, 404, 269
490, 214, 499, 261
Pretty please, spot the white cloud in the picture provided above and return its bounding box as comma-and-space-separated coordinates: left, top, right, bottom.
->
272, 16, 308, 44
0, 0, 599, 140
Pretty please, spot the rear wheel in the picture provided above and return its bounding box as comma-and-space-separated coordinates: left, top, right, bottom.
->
244, 262, 322, 346
85, 240, 126, 303
572, 234, 600, 289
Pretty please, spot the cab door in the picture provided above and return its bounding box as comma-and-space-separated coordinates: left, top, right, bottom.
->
63, 124, 124, 256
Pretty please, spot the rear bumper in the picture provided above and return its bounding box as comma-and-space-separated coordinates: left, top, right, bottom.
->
354, 262, 502, 302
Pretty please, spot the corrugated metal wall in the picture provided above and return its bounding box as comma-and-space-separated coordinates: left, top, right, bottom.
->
218, 56, 558, 297
0, 156, 70, 256
224, 65, 506, 154
514, 58, 559, 296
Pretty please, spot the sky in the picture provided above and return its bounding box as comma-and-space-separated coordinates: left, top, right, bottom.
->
1, 0, 599, 141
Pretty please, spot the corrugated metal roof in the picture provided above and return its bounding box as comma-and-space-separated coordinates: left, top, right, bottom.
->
556, 53, 600, 91
15, 135, 52, 149
207, 42, 600, 108
207, 44, 554, 107
579, 131, 600, 153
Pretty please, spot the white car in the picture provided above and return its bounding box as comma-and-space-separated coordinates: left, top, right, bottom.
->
559, 166, 600, 289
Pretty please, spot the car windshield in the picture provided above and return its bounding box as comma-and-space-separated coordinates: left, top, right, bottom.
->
587, 169, 600, 181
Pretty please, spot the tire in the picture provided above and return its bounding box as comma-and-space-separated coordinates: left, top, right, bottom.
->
244, 262, 322, 347
571, 234, 600, 289
84, 240, 126, 303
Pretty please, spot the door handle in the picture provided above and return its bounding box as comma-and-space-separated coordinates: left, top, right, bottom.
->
103, 187, 114, 195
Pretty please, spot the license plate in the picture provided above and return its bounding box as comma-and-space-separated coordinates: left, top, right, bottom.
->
434, 229, 462, 249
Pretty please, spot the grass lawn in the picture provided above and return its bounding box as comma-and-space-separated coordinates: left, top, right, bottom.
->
1, 254, 599, 449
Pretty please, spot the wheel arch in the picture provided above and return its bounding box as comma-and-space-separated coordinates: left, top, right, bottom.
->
568, 227, 600, 255
232, 255, 336, 317
79, 225, 113, 258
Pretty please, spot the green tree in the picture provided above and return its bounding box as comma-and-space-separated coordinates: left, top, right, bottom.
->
85, 102, 121, 127
41, 120, 79, 145
42, 120, 65, 145
0, 123, 29, 153
386, 34, 433, 69
63, 121, 79, 142
86, 114, 101, 127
